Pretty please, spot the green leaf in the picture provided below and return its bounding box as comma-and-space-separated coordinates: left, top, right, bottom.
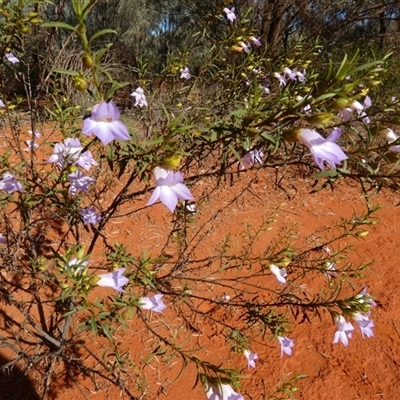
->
52, 68, 79, 76
94, 43, 114, 63
89, 29, 117, 44
104, 81, 130, 99
42, 21, 77, 32
312, 169, 339, 178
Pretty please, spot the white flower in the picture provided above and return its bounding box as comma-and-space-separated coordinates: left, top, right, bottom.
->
204, 379, 244, 400
223, 7, 236, 23
270, 264, 287, 284
180, 66, 191, 79
130, 87, 148, 107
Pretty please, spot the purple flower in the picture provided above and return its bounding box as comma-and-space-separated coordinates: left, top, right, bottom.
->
333, 315, 355, 347
5, 52, 19, 64
249, 36, 261, 47
82, 101, 130, 145
0, 173, 22, 193
353, 312, 374, 338
381, 128, 400, 152
76, 151, 98, 171
244, 349, 258, 369
139, 294, 166, 313
270, 264, 287, 285
180, 66, 191, 79
283, 67, 297, 81
79, 206, 102, 225
68, 171, 95, 196
339, 96, 371, 123
0, 234, 7, 245
277, 335, 294, 357
204, 379, 244, 400
130, 87, 148, 107
223, 7, 236, 23
146, 167, 194, 212
240, 149, 264, 169
96, 267, 129, 293
295, 128, 348, 170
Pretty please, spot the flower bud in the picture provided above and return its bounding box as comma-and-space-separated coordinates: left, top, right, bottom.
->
244, 127, 259, 138
82, 53, 94, 69
356, 230, 369, 237
306, 113, 334, 126
30, 18, 43, 24
77, 246, 86, 260
76, 24, 86, 36
20, 26, 30, 34
73, 76, 88, 91
332, 98, 350, 110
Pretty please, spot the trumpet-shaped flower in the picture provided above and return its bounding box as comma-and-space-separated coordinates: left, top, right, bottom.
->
295, 128, 348, 170
249, 36, 261, 47
139, 294, 166, 313
339, 96, 371, 123
204, 379, 244, 400
5, 52, 19, 64
79, 206, 102, 225
381, 128, 400, 152
353, 312, 374, 338
244, 349, 258, 369
223, 7, 236, 23
270, 264, 287, 285
24, 139, 39, 152
146, 167, 194, 212
0, 173, 22, 193
180, 66, 191, 79
273, 72, 287, 86
68, 171, 95, 196
96, 267, 129, 293
0, 234, 7, 245
130, 87, 148, 107
240, 149, 264, 169
82, 101, 130, 145
356, 287, 377, 308
333, 315, 355, 347
277, 336, 294, 357
49, 138, 97, 171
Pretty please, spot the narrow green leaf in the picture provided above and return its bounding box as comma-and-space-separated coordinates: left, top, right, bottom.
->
89, 29, 117, 44
42, 21, 77, 32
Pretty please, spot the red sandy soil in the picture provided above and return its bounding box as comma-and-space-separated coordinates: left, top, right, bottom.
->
1, 127, 400, 400
62, 171, 400, 400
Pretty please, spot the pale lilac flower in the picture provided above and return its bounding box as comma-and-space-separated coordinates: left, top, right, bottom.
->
223, 7, 236, 23
82, 101, 130, 145
273, 72, 286, 86
240, 149, 264, 169
130, 87, 148, 108
295, 128, 348, 170
333, 315, 355, 346
295, 69, 306, 82
180, 66, 191, 79
340, 96, 371, 123
244, 349, 258, 369
24, 139, 39, 152
283, 67, 297, 81
0, 234, 7, 245
249, 36, 261, 47
28, 129, 41, 138
324, 261, 337, 280
96, 267, 129, 293
381, 128, 400, 152
277, 336, 294, 357
353, 312, 374, 338
79, 206, 102, 225
270, 264, 287, 285
48, 139, 82, 168
0, 173, 22, 193
146, 167, 194, 212
139, 294, 166, 313
68, 171, 95, 196
0, 100, 4, 107
76, 151, 98, 171
5, 52, 19, 64
237, 41, 250, 53
204, 379, 244, 400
